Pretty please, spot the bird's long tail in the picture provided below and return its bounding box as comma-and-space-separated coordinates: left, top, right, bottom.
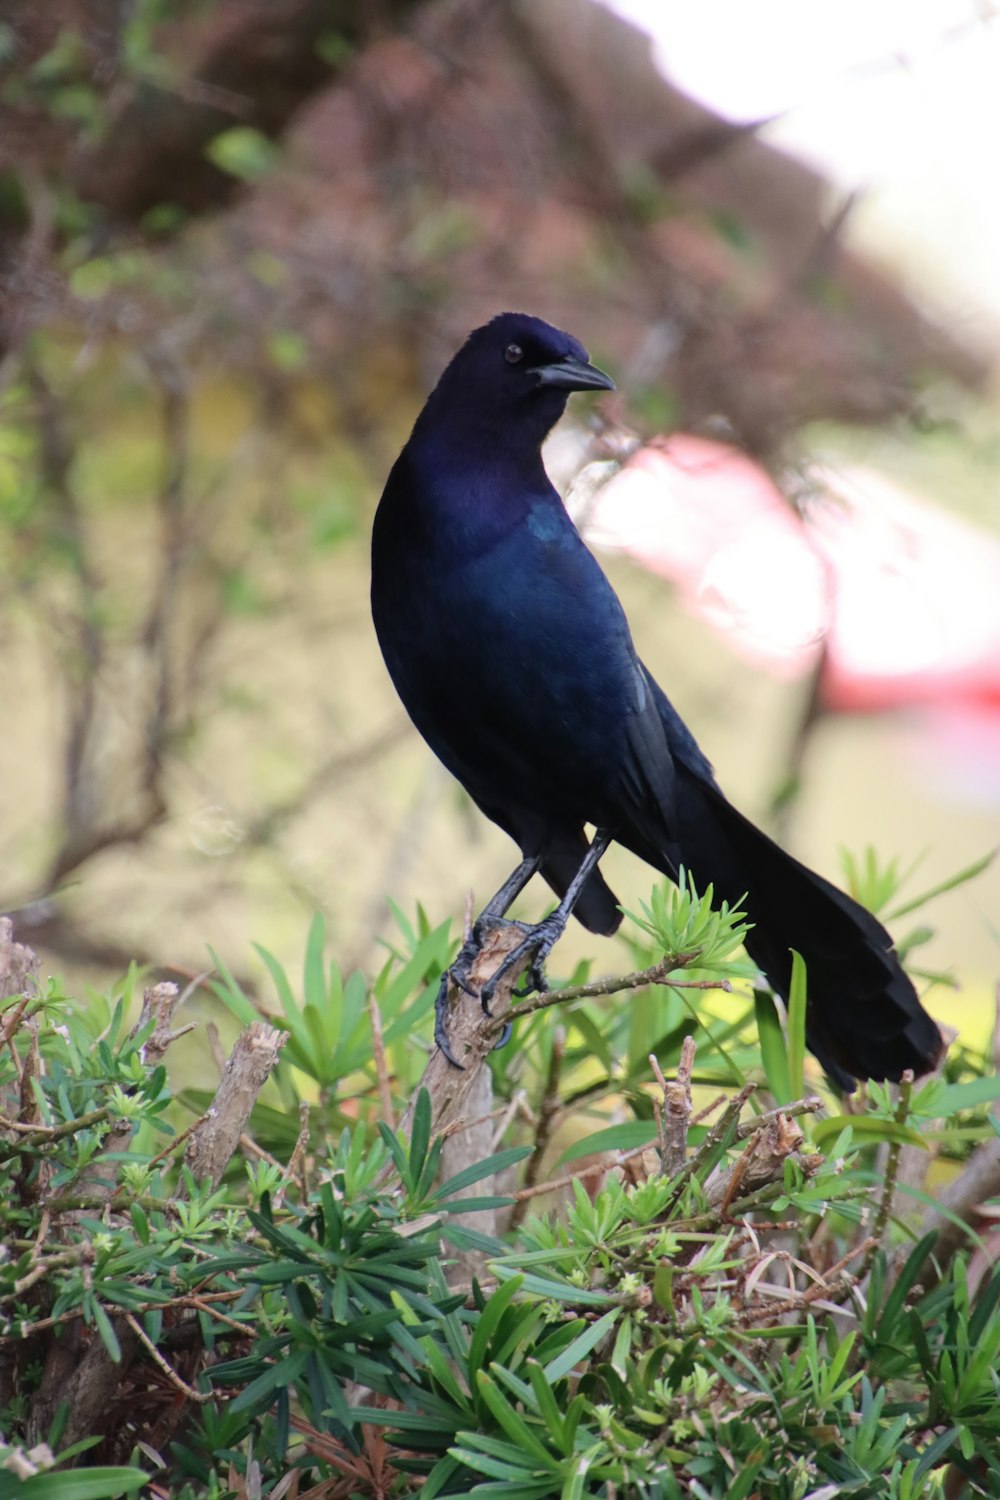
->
624, 771, 944, 1089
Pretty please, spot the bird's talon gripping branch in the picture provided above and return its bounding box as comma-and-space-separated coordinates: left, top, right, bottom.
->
492, 1020, 513, 1050
433, 969, 465, 1069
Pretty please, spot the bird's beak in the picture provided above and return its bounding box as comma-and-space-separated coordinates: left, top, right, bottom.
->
532, 354, 616, 393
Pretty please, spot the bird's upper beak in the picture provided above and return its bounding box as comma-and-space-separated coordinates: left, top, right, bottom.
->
531, 354, 616, 393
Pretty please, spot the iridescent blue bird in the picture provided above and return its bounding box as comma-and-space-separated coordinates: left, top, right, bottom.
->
371, 312, 943, 1087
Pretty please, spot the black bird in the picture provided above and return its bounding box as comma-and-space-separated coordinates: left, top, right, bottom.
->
371, 312, 944, 1088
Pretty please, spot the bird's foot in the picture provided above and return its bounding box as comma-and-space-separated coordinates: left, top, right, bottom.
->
434, 918, 525, 1068
480, 910, 566, 1012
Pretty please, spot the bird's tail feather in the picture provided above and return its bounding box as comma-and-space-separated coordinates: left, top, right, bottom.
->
623, 773, 943, 1088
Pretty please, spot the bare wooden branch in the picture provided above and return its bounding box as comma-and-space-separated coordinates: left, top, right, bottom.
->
705, 1111, 821, 1214
30, 1320, 140, 1447
660, 1035, 696, 1176
185, 1023, 288, 1188
0, 918, 40, 1008
920, 1136, 1000, 1288
131, 981, 184, 1067
441, 1063, 495, 1283
500, 951, 723, 1027
392, 921, 532, 1146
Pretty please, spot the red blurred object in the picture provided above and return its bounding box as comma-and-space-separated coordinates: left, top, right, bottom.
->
581, 433, 1000, 716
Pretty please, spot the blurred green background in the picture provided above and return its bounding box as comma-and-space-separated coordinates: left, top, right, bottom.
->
1, 0, 997, 1055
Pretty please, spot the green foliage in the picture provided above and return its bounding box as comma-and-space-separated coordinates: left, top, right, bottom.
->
3, 862, 999, 1496
201, 907, 452, 1146
0, 1447, 145, 1500
204, 127, 279, 183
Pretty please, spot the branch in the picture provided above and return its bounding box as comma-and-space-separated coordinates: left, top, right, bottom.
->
68, 0, 433, 230
919, 1137, 1000, 1289
185, 1022, 288, 1188
392, 920, 534, 1146
655, 1034, 696, 1177
500, 951, 726, 1027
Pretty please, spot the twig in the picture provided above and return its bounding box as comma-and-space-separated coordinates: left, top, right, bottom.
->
803, 1237, 878, 1303
669, 1082, 757, 1202
863, 1072, 914, 1269
0, 996, 34, 1053
0, 1106, 114, 1161
387, 921, 535, 1156
185, 1023, 288, 1188
124, 1313, 213, 1404
658, 1036, 696, 1176
144, 1112, 211, 1174
188, 1296, 255, 1338
510, 1159, 614, 1205
239, 1133, 283, 1170
2, 1247, 94, 1304
0, 1289, 248, 1345
691, 1092, 729, 1126
499, 952, 725, 1027
491, 1089, 535, 1150
735, 1096, 824, 1140
274, 1102, 311, 1210
206, 1021, 228, 1076
131, 981, 183, 1068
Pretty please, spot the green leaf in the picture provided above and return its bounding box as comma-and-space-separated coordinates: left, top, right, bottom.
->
754, 991, 790, 1104
205, 126, 278, 182
561, 1450, 594, 1500
231, 1348, 309, 1411
543, 1307, 619, 1382
475, 1371, 558, 1469
253, 940, 302, 1026
887, 849, 995, 921
303, 912, 328, 1012
0, 1472, 147, 1500
92, 1302, 121, 1363
936, 1075, 1000, 1114
526, 1360, 567, 1450
786, 950, 807, 1103
207, 948, 259, 1027
449, 1445, 535, 1482
811, 1115, 928, 1151
876, 1233, 936, 1339
437, 1145, 532, 1201
492, 1266, 617, 1306
468, 1275, 523, 1379
558, 1120, 657, 1166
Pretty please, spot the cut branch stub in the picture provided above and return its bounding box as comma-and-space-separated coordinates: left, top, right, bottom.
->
396, 920, 532, 1143
185, 1022, 288, 1189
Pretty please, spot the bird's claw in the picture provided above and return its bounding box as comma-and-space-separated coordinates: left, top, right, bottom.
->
435, 912, 566, 1067
433, 932, 481, 1068
480, 912, 564, 1010
513, 950, 552, 998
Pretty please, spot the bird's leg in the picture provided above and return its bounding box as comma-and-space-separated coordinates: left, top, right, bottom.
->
480, 829, 613, 1012
470, 854, 542, 945
434, 853, 541, 1066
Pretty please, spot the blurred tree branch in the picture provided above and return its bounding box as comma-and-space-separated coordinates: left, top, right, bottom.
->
2, 0, 433, 232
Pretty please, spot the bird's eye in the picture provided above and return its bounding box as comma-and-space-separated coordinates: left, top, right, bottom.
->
504, 343, 523, 365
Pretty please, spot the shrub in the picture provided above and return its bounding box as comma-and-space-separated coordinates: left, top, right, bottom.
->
1, 854, 998, 1498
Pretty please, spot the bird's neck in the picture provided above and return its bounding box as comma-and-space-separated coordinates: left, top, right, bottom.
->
410, 420, 552, 506
389, 429, 559, 564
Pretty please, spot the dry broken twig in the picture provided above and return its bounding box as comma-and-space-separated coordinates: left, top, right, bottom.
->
185, 1023, 289, 1189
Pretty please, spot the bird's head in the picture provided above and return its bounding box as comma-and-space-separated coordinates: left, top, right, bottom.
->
417, 312, 615, 453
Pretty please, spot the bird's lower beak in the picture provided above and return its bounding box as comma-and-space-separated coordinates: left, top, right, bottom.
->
532, 355, 616, 393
